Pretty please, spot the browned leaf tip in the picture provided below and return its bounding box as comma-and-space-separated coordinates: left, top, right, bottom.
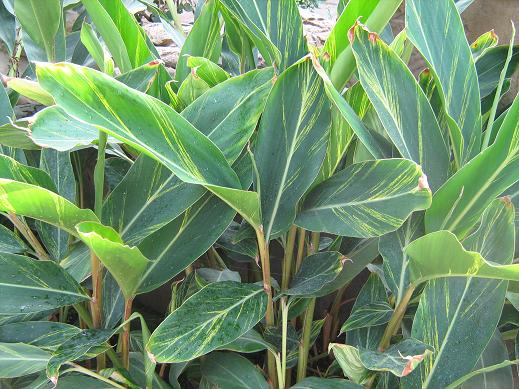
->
500, 196, 513, 208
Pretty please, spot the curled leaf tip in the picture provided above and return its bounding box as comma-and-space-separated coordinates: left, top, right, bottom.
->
368, 32, 379, 43
148, 59, 161, 66
340, 256, 352, 265
500, 195, 513, 207
322, 51, 331, 61
50, 376, 58, 387
348, 20, 361, 43
147, 350, 157, 364
418, 174, 429, 190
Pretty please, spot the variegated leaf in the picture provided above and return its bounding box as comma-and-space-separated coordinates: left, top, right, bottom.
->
255, 57, 331, 239
296, 159, 431, 238
0, 343, 50, 378
147, 281, 267, 362
406, 0, 482, 165
350, 24, 449, 191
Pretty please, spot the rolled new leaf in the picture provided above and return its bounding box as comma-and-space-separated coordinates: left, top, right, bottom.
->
147, 281, 267, 362
76, 222, 150, 299
295, 159, 432, 237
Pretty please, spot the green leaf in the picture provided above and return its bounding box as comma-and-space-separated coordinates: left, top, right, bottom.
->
471, 31, 499, 60
219, 329, 272, 353
296, 159, 431, 237
0, 343, 50, 378
0, 224, 28, 254
36, 62, 261, 228
0, 253, 89, 315
177, 72, 211, 107
476, 45, 519, 98
0, 154, 55, 190
406, 0, 481, 165
341, 302, 393, 333
424, 92, 519, 238
14, 0, 61, 62
136, 193, 235, 293
201, 352, 269, 389
323, 0, 379, 70
147, 281, 267, 362
0, 3, 15, 54
37, 149, 76, 260
285, 251, 344, 296
218, 0, 306, 70
379, 213, 424, 304
6, 78, 55, 106
255, 57, 331, 239
331, 339, 432, 382
404, 198, 515, 388
464, 331, 514, 389
104, 67, 272, 245
175, 0, 221, 83
350, 24, 449, 191
76, 222, 150, 298
291, 377, 363, 389
0, 179, 98, 236
46, 328, 114, 381
80, 22, 107, 72
0, 322, 81, 350
0, 120, 40, 150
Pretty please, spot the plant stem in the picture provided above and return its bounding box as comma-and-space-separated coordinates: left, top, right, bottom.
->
294, 228, 306, 273
378, 285, 415, 351
282, 226, 297, 291
7, 28, 22, 77
296, 298, 316, 382
296, 232, 320, 382
255, 226, 277, 388
121, 297, 134, 370
327, 284, 348, 347
280, 297, 289, 389
329, 0, 404, 90
7, 213, 49, 260
91, 131, 108, 370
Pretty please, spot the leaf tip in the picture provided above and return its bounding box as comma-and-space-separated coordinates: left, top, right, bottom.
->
418, 174, 429, 191
147, 350, 157, 364
500, 195, 513, 208
50, 376, 58, 387
348, 20, 361, 43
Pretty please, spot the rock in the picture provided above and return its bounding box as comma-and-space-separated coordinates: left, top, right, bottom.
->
143, 22, 174, 47
155, 46, 180, 68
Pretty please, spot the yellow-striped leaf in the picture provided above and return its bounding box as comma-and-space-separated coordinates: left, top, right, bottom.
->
147, 281, 267, 362
36, 62, 261, 228
255, 57, 331, 239
296, 159, 432, 238
350, 25, 449, 191
406, 0, 482, 165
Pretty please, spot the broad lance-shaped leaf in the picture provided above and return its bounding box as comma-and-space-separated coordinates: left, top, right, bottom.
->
218, 0, 307, 70
350, 25, 449, 191
285, 251, 345, 296
255, 57, 331, 239
187, 56, 230, 86
201, 352, 269, 389
425, 91, 519, 238
0, 343, 51, 379
331, 339, 432, 383
147, 281, 267, 362
104, 68, 273, 245
36, 62, 261, 228
341, 302, 393, 333
296, 159, 431, 238
0, 154, 55, 191
404, 198, 515, 389
14, 0, 61, 62
0, 253, 89, 315
0, 321, 81, 350
406, 0, 481, 165
76, 222, 150, 298
0, 179, 98, 235
379, 213, 424, 304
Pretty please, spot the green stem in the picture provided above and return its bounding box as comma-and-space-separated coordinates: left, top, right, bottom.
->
294, 228, 306, 273
282, 226, 297, 291
280, 297, 289, 389
296, 232, 320, 382
378, 285, 415, 351
255, 226, 277, 387
445, 359, 519, 389
329, 0, 404, 90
